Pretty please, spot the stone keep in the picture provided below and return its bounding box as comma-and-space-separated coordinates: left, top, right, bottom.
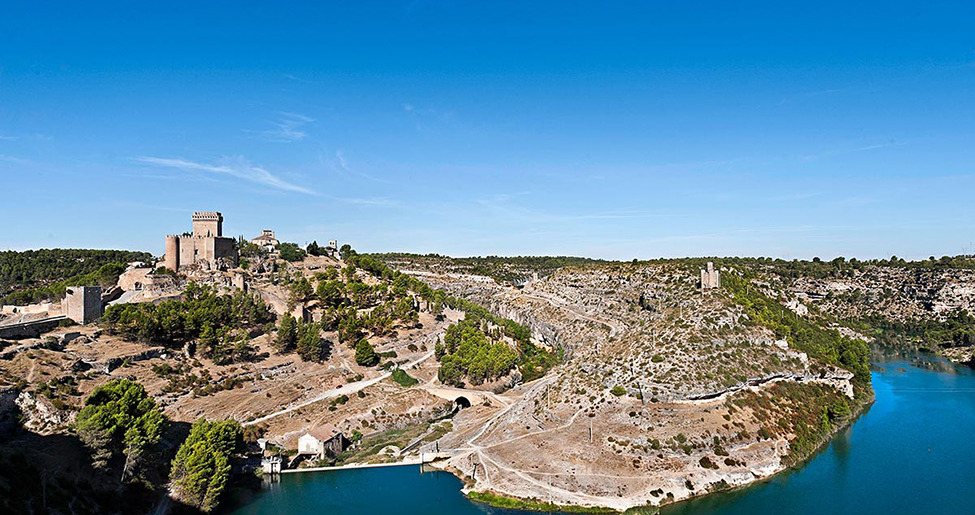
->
164, 211, 238, 271
700, 262, 720, 289
65, 286, 103, 324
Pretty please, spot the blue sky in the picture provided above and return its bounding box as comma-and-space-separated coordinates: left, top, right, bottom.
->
2, 1, 974, 260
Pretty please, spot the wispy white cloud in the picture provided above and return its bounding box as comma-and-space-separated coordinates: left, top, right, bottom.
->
283, 74, 316, 84
134, 155, 316, 194
325, 150, 389, 183
0, 133, 51, 142
802, 140, 905, 161
248, 111, 315, 142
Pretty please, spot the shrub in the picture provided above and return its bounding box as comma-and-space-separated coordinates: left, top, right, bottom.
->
355, 339, 379, 367
392, 368, 419, 387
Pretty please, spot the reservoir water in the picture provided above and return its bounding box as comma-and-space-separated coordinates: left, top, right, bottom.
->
228, 358, 975, 515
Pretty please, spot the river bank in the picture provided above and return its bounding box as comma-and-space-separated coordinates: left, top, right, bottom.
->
227, 356, 974, 514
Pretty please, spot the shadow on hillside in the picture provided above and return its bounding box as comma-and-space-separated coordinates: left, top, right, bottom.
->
0, 400, 202, 515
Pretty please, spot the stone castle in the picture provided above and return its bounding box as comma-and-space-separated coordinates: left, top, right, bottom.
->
700, 261, 720, 289
164, 212, 238, 272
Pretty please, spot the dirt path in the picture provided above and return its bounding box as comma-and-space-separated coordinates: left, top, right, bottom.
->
517, 290, 623, 337
244, 350, 435, 426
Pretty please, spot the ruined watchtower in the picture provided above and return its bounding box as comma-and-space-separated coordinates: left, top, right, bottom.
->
700, 262, 720, 289
65, 286, 103, 324
163, 211, 238, 272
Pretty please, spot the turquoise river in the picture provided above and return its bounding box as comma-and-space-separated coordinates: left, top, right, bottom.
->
228, 357, 975, 514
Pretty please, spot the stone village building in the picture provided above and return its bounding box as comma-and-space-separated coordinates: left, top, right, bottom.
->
250, 229, 280, 253
297, 424, 349, 460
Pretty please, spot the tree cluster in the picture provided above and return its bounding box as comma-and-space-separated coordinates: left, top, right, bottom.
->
275, 242, 307, 262
169, 419, 243, 513
0, 248, 151, 290
435, 318, 519, 386
723, 272, 871, 388
102, 283, 275, 364
275, 314, 331, 362
75, 378, 166, 480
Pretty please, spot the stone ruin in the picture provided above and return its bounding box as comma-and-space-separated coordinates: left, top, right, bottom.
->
700, 262, 720, 289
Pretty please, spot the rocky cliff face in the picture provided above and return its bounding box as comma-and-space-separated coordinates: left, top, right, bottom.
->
15, 391, 74, 433
398, 259, 860, 511
788, 266, 975, 321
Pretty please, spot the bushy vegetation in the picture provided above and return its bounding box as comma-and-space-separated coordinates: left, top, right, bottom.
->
169, 419, 243, 513
722, 271, 870, 388
858, 310, 975, 351
102, 283, 275, 364
467, 491, 616, 513
0, 248, 151, 290
355, 338, 380, 366
368, 252, 610, 285
733, 381, 863, 467
391, 368, 419, 387
276, 242, 307, 262
74, 378, 166, 478
436, 318, 519, 386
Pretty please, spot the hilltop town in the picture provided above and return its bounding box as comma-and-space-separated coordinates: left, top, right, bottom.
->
1, 212, 973, 513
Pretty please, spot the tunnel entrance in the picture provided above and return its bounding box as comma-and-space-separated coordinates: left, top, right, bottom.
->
455, 396, 472, 409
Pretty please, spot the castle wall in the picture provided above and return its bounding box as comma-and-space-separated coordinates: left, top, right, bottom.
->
212, 236, 237, 265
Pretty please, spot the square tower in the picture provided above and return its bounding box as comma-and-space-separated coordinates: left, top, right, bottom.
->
65, 286, 103, 324
192, 211, 223, 237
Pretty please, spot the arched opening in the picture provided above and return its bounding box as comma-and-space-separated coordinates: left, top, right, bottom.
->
454, 396, 471, 409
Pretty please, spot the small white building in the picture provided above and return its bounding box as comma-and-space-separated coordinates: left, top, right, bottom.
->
297, 424, 347, 459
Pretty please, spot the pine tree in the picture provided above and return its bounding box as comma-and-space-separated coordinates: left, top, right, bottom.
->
275, 314, 298, 352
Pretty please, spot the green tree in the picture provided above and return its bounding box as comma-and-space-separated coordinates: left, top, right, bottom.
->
296, 322, 328, 361
316, 279, 346, 308
339, 244, 355, 262
169, 419, 243, 513
276, 242, 307, 262
306, 240, 325, 256
75, 378, 166, 480
354, 339, 379, 366
288, 276, 313, 306
338, 311, 364, 346
276, 314, 298, 352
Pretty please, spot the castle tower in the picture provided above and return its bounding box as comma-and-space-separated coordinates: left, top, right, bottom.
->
65, 286, 103, 324
192, 211, 223, 237
164, 234, 180, 271
701, 262, 720, 289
